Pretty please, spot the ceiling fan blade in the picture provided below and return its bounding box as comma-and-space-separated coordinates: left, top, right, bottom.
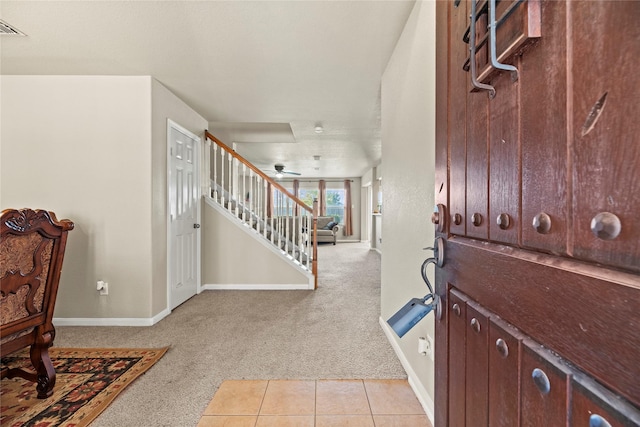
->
284, 171, 301, 176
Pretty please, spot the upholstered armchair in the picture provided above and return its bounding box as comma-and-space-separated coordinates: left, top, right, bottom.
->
1, 208, 74, 398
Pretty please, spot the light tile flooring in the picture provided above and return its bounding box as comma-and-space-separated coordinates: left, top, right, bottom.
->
197, 379, 432, 427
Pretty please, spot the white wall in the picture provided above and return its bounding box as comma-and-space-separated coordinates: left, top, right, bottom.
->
1, 75, 208, 321
1, 76, 153, 319
201, 202, 312, 287
380, 0, 437, 419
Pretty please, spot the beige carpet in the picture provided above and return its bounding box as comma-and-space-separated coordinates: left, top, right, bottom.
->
54, 242, 405, 427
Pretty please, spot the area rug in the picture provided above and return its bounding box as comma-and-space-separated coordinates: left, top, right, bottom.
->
0, 347, 169, 427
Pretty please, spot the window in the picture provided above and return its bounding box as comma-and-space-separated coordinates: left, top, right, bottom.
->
299, 189, 319, 209
326, 188, 345, 225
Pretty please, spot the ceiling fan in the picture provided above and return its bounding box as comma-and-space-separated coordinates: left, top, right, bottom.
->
272, 164, 301, 178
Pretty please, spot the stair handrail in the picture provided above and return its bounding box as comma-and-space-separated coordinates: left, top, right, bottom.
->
205, 130, 312, 212
205, 130, 318, 288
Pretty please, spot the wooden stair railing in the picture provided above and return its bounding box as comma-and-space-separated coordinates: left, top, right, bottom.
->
204, 130, 318, 288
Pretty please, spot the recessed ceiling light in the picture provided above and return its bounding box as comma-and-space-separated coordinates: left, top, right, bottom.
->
314, 167, 320, 170
314, 126, 324, 134
313, 155, 321, 161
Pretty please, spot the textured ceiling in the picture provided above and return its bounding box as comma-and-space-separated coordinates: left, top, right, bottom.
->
0, 1, 415, 178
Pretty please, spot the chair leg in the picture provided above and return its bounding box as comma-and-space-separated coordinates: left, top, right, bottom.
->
31, 331, 56, 399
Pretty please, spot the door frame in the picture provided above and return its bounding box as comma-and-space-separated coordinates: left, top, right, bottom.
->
166, 119, 202, 311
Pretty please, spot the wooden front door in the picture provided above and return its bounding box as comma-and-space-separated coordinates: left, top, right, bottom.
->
434, 1, 640, 425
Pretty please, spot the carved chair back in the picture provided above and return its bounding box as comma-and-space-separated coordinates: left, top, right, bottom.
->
0, 208, 73, 398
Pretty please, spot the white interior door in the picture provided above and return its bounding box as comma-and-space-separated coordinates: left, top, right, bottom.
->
168, 120, 200, 310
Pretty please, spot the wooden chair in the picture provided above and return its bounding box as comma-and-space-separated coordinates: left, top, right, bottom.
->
1, 208, 74, 398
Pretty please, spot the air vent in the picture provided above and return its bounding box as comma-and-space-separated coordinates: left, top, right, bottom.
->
0, 20, 26, 36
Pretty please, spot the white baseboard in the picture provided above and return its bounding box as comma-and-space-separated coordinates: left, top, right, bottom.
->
54, 308, 171, 327
379, 316, 435, 425
373, 248, 382, 255
202, 283, 313, 291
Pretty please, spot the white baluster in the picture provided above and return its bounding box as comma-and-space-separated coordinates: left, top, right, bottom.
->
227, 152, 232, 213
242, 164, 247, 222
285, 196, 291, 256
220, 150, 225, 207
264, 179, 268, 239
307, 211, 312, 267
212, 143, 218, 201
270, 184, 275, 243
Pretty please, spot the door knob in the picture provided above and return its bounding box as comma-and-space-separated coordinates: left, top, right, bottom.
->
453, 213, 463, 225
193, 223, 201, 229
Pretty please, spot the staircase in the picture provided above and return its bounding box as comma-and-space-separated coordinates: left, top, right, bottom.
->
203, 130, 319, 288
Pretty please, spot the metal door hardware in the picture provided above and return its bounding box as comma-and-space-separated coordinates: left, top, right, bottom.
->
533, 212, 552, 234
431, 204, 447, 233
472, 213, 483, 227
469, 0, 496, 98
532, 368, 551, 394
496, 213, 511, 230
424, 236, 445, 268
496, 338, 509, 358
193, 223, 201, 229
387, 237, 446, 338
590, 212, 621, 240
470, 318, 481, 333
489, 0, 519, 81
589, 415, 612, 427
452, 303, 461, 317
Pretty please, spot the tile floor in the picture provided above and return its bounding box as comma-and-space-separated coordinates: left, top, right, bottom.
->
197, 379, 432, 427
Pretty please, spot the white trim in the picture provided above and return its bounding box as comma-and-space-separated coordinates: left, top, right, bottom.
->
202, 284, 312, 291
379, 316, 435, 425
373, 248, 382, 255
54, 309, 171, 327
336, 239, 361, 243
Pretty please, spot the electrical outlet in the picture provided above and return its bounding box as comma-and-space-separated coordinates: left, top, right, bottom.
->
97, 280, 109, 296
425, 335, 434, 361
419, 335, 434, 361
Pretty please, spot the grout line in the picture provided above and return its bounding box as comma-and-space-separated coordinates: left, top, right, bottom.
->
255, 380, 268, 424
362, 379, 375, 418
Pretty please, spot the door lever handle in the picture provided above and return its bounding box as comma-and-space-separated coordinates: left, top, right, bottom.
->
423, 236, 445, 268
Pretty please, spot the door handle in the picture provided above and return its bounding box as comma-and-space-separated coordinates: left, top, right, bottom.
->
193, 223, 201, 229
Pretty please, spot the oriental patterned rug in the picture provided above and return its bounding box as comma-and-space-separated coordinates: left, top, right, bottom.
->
0, 347, 168, 427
